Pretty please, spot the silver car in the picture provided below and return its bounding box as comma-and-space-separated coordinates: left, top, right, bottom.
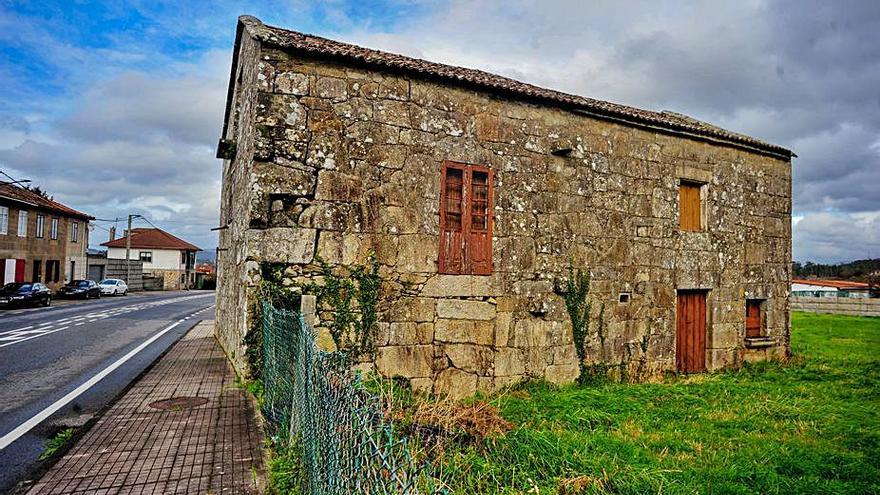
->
99, 279, 128, 296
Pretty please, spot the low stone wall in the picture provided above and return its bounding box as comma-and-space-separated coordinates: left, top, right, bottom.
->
792, 296, 880, 317
86, 257, 144, 291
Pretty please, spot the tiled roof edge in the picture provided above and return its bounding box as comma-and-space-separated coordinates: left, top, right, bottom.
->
238, 15, 794, 160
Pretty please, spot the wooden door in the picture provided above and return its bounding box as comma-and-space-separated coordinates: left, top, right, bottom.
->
746, 300, 762, 338
676, 291, 707, 373
14, 259, 25, 283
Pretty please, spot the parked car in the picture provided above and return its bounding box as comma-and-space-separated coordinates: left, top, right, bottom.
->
99, 279, 128, 296
57, 280, 101, 299
0, 282, 52, 308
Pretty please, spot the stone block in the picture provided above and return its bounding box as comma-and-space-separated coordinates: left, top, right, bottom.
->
315, 170, 363, 202
410, 378, 434, 394
387, 322, 418, 345
744, 243, 766, 265
444, 344, 494, 375
708, 348, 739, 370
511, 319, 564, 348
544, 364, 579, 385
711, 323, 740, 349
434, 368, 478, 399
275, 71, 309, 95
375, 345, 433, 378
416, 322, 434, 344
495, 312, 512, 346
420, 274, 501, 297
494, 347, 526, 376
436, 299, 495, 320
494, 375, 525, 390
315, 327, 337, 352
385, 297, 436, 322
252, 161, 316, 197
245, 227, 316, 263
434, 319, 493, 345
374, 100, 411, 127
397, 234, 437, 273
314, 76, 348, 100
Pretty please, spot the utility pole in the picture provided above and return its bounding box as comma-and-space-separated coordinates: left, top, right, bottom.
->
125, 214, 141, 285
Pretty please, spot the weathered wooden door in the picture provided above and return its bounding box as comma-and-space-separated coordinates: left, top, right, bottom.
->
676, 291, 707, 373
746, 300, 762, 338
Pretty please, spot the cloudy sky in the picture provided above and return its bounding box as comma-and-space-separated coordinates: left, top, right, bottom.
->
0, 0, 878, 263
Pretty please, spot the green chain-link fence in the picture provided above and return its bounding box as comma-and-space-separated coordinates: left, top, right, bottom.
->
261, 302, 444, 494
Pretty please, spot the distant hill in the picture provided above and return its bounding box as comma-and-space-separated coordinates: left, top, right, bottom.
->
793, 258, 880, 281
197, 248, 217, 264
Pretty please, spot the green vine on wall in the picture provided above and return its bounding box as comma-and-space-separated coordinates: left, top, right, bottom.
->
564, 265, 591, 383
565, 264, 609, 384
247, 256, 382, 376
304, 254, 382, 362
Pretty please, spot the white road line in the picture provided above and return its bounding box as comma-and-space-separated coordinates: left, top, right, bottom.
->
75, 322, 84, 326
0, 325, 34, 336
0, 326, 68, 348
0, 318, 186, 451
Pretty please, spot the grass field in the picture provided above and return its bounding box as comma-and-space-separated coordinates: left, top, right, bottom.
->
438, 312, 880, 494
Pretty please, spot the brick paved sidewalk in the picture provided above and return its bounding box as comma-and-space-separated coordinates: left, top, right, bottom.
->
27, 321, 266, 495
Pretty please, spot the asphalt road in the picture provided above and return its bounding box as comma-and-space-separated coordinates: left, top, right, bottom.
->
0, 290, 217, 494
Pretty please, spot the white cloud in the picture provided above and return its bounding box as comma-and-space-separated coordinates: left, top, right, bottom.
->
0, 49, 228, 252
794, 211, 880, 262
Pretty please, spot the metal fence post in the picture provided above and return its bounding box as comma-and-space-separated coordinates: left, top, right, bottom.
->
300, 294, 317, 327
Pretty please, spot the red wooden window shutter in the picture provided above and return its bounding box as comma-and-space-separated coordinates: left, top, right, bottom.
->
468, 167, 493, 275
745, 300, 762, 338
679, 182, 702, 231
439, 163, 466, 274
439, 162, 493, 275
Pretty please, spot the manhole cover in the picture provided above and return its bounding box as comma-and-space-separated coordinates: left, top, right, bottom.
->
148, 397, 209, 410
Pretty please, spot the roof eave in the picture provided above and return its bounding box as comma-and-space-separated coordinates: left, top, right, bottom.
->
238, 16, 794, 161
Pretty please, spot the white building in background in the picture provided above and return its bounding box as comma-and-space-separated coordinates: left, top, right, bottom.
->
791, 278, 874, 298
102, 228, 200, 290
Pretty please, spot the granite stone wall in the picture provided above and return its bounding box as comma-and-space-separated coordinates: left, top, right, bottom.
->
216, 35, 792, 397
791, 296, 880, 317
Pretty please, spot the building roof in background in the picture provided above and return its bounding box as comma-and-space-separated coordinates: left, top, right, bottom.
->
234, 15, 793, 160
0, 183, 94, 220
195, 263, 215, 274
101, 228, 201, 251
792, 278, 871, 290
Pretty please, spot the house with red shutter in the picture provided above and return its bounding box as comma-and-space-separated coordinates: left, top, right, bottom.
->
0, 183, 93, 291
214, 17, 793, 397
102, 228, 200, 290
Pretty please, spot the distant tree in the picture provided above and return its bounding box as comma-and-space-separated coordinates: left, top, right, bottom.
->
24, 184, 53, 200
793, 258, 880, 281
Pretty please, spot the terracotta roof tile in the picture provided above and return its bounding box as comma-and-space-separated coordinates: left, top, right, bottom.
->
0, 183, 93, 220
792, 278, 871, 289
101, 227, 201, 251
238, 16, 793, 159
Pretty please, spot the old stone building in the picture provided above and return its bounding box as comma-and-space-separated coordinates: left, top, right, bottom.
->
216, 16, 794, 397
